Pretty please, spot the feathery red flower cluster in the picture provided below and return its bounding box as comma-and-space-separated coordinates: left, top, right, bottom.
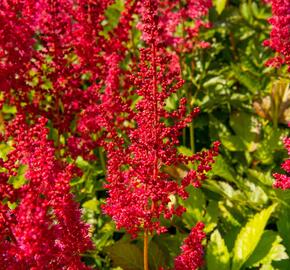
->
263, 0, 290, 69
174, 222, 206, 270
1, 0, 215, 268
0, 116, 92, 269
273, 136, 290, 189
103, 0, 219, 237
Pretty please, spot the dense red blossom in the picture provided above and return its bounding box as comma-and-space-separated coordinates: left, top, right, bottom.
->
174, 222, 206, 270
0, 1, 35, 104
1, 0, 217, 267
103, 0, 219, 237
0, 116, 92, 269
138, 0, 212, 51
273, 136, 290, 189
263, 0, 290, 69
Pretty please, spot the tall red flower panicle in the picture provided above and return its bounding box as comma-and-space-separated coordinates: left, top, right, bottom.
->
138, 0, 212, 51
0, 1, 35, 107
1, 0, 133, 162
0, 116, 92, 269
273, 136, 290, 189
263, 0, 290, 69
174, 222, 206, 270
76, 0, 137, 159
103, 0, 219, 237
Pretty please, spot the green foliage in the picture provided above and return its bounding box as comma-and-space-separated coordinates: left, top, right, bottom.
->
206, 229, 230, 270
232, 204, 276, 270
1, 0, 284, 269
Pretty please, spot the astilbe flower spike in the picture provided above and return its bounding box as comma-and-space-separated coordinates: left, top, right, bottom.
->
273, 136, 290, 189
138, 0, 212, 51
174, 222, 206, 270
263, 0, 290, 69
103, 0, 219, 237
0, 116, 92, 269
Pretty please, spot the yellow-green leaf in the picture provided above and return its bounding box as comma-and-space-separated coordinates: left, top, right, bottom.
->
206, 229, 230, 270
232, 204, 277, 270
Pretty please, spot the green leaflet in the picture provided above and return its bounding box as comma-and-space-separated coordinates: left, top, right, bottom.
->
106, 242, 143, 270
106, 239, 167, 270
277, 209, 290, 255
206, 229, 230, 270
245, 230, 288, 268
231, 204, 277, 270
214, 0, 228, 15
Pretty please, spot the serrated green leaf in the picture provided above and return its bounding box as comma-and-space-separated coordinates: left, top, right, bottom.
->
232, 204, 277, 270
106, 241, 143, 270
206, 229, 230, 270
245, 231, 288, 268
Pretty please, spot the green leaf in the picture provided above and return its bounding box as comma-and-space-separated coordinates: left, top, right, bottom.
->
214, 0, 228, 15
245, 231, 288, 268
2, 104, 17, 114
180, 186, 205, 228
247, 169, 274, 187
232, 204, 277, 270
106, 241, 143, 270
177, 146, 193, 157
154, 233, 184, 261
83, 198, 100, 213
240, 2, 253, 23
148, 240, 167, 270
204, 200, 219, 233
211, 155, 236, 183
277, 209, 290, 254
220, 135, 246, 151
232, 65, 258, 93
8, 164, 28, 189
230, 111, 258, 148
206, 229, 230, 270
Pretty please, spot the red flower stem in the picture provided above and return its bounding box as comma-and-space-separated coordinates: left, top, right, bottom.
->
144, 229, 149, 270
152, 40, 158, 185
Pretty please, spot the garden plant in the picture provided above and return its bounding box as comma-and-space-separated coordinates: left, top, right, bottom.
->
0, 0, 289, 269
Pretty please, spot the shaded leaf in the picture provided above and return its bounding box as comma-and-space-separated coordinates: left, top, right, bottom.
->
106, 241, 143, 270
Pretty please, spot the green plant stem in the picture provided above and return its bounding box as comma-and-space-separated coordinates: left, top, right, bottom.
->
182, 128, 186, 145
98, 147, 106, 172
190, 121, 195, 153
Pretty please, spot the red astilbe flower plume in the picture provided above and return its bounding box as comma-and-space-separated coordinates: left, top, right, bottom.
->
0, 116, 92, 269
1, 0, 133, 162
138, 0, 212, 51
174, 222, 206, 270
273, 136, 290, 189
103, 0, 219, 237
263, 0, 290, 69
0, 0, 35, 106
